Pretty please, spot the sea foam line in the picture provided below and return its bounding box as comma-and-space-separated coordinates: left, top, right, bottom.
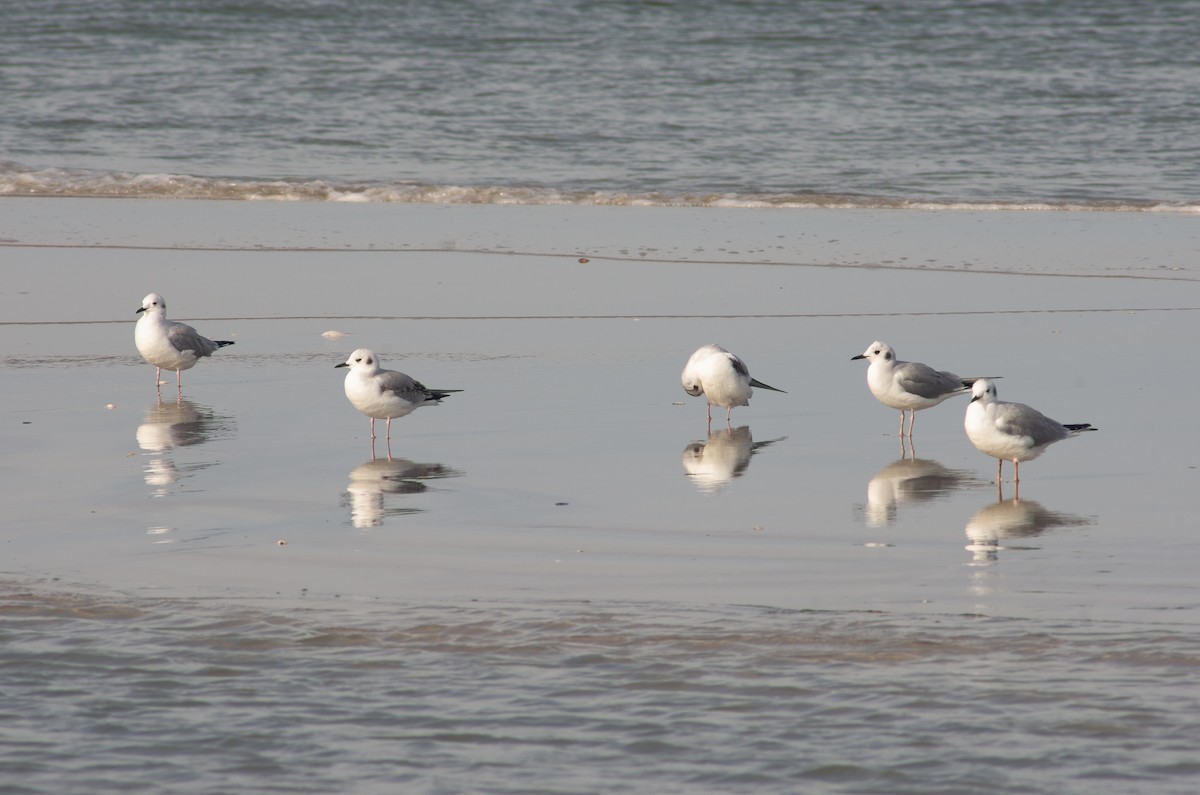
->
2, 164, 1196, 213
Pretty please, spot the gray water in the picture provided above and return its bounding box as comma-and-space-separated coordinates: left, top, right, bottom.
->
3, 1, 1200, 791
5, 590, 1200, 795
2, 0, 1198, 207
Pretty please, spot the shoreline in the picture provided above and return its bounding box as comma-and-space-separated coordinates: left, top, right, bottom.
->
0, 197, 1197, 625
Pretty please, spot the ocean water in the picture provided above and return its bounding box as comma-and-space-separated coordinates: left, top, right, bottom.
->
2, 0, 1198, 209
3, 2, 1200, 793
5, 590, 1200, 795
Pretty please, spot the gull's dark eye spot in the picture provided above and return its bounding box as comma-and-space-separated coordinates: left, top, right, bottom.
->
884, 351, 892, 360
366, 358, 373, 365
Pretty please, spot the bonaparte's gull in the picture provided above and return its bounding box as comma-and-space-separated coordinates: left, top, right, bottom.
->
964, 378, 1096, 483
135, 292, 234, 393
336, 348, 461, 444
681, 344, 785, 425
852, 340, 989, 436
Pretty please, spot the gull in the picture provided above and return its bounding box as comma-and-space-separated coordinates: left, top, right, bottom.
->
852, 340, 989, 437
336, 348, 461, 446
681, 344, 785, 425
135, 292, 234, 393
964, 378, 1096, 484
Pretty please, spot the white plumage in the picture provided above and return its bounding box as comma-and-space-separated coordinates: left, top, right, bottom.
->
336, 348, 461, 445
964, 378, 1096, 483
134, 292, 233, 393
852, 340, 986, 437
680, 344, 785, 425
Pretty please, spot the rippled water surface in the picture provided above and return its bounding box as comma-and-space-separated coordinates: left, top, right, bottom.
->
2, 0, 1198, 207
5, 587, 1200, 795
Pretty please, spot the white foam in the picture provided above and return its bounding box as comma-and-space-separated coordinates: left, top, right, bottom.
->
2, 164, 1196, 213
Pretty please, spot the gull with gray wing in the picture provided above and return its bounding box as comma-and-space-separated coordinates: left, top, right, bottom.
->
336, 348, 461, 447
134, 292, 234, 394
964, 378, 1096, 484
853, 340, 990, 437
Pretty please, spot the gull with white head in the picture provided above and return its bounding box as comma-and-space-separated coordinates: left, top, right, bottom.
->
135, 292, 234, 394
964, 378, 1096, 484
336, 348, 461, 448
681, 344, 785, 426
852, 340, 989, 437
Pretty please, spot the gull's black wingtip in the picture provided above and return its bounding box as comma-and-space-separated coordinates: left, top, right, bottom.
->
749, 378, 786, 394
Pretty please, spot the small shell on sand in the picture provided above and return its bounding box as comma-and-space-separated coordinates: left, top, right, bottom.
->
321, 330, 347, 339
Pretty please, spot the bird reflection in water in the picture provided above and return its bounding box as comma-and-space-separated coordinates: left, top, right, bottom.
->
965, 486, 1093, 564
345, 457, 461, 528
135, 397, 234, 495
863, 438, 975, 527
682, 425, 785, 493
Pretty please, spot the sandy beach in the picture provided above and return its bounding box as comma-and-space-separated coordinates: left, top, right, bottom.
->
4, 199, 1200, 795
6, 2, 1199, 789
2, 197, 1197, 621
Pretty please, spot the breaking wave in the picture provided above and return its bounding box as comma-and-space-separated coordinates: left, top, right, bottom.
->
3, 164, 1196, 213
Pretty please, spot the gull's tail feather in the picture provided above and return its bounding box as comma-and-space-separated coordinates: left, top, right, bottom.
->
1063, 423, 1097, 432
214, 340, 236, 348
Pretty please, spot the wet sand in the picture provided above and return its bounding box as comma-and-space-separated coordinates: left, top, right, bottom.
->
2, 198, 1198, 623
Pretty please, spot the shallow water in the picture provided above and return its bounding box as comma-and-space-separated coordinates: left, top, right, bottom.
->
4, 589, 1200, 795
2, 200, 1199, 793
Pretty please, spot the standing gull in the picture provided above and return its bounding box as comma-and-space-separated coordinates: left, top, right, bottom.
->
964, 378, 1096, 484
134, 292, 234, 393
336, 348, 461, 445
681, 344, 785, 425
852, 340, 988, 437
